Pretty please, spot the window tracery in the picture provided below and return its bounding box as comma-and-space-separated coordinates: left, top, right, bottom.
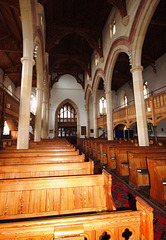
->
99, 96, 107, 115
143, 81, 149, 99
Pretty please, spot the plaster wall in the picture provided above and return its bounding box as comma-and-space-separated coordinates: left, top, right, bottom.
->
49, 74, 86, 138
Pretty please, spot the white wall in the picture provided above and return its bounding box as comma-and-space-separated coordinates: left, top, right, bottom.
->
143, 53, 166, 94
49, 74, 86, 138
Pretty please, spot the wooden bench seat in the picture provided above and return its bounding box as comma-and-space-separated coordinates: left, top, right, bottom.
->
0, 149, 80, 158
147, 158, 166, 206
128, 152, 166, 189
0, 170, 116, 220
0, 196, 153, 240
0, 153, 85, 165
4, 145, 76, 150
0, 160, 94, 179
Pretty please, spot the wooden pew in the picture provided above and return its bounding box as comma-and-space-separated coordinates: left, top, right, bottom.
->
0, 149, 80, 158
0, 160, 94, 179
100, 141, 133, 166
147, 158, 166, 206
0, 170, 116, 220
0, 196, 153, 240
128, 152, 166, 189
104, 141, 137, 170
91, 139, 109, 159
4, 144, 76, 150
115, 146, 166, 177
0, 153, 85, 165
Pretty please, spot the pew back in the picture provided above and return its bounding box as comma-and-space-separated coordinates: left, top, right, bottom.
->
0, 170, 115, 220
0, 196, 153, 240
0, 149, 80, 158
0, 160, 94, 179
0, 154, 85, 165
128, 152, 166, 188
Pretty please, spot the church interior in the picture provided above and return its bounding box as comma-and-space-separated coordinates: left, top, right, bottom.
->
0, 0, 166, 239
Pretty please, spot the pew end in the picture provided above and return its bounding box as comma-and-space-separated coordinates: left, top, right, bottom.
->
147, 158, 166, 206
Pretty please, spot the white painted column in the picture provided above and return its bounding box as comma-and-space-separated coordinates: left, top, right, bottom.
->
93, 98, 98, 138
85, 104, 90, 138
17, 0, 34, 149
105, 90, 114, 140
130, 65, 149, 146
41, 98, 48, 139
17, 57, 34, 149
34, 87, 43, 141
46, 100, 49, 137
41, 73, 48, 139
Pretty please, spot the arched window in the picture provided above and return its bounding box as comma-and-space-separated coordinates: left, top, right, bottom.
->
143, 81, 149, 99
110, 20, 116, 38
3, 121, 10, 135
58, 103, 77, 138
95, 53, 99, 66
7, 85, 12, 96
30, 94, 37, 115
99, 96, 107, 115
58, 103, 77, 123
124, 94, 127, 107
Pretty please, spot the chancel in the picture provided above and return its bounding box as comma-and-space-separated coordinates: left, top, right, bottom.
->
0, 0, 166, 239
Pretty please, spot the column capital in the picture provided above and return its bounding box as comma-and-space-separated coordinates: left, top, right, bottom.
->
85, 104, 89, 111
36, 87, 43, 91
21, 57, 35, 66
130, 65, 143, 73
105, 90, 112, 95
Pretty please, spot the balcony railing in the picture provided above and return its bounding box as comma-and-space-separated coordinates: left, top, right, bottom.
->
97, 88, 166, 130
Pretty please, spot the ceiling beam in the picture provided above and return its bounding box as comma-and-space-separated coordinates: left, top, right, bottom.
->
0, 6, 21, 49
150, 20, 166, 27
107, 0, 127, 18
47, 27, 102, 57
50, 53, 91, 76
4, 63, 21, 71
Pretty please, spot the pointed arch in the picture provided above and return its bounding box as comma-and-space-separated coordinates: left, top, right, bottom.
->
130, 0, 160, 67
55, 98, 80, 138
92, 68, 105, 103
105, 45, 130, 93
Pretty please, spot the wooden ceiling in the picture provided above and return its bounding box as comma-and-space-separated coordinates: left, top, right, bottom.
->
0, 0, 165, 91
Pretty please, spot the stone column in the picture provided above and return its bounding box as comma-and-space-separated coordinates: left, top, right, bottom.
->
41, 73, 48, 139
105, 90, 114, 140
93, 98, 98, 138
130, 65, 149, 146
85, 104, 90, 138
17, 57, 34, 149
17, 0, 34, 149
34, 87, 43, 142
46, 100, 49, 137
41, 98, 48, 139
